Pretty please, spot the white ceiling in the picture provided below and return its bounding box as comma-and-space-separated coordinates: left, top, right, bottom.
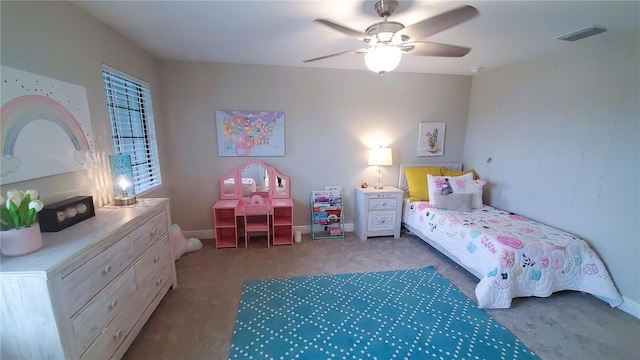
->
72, 0, 640, 75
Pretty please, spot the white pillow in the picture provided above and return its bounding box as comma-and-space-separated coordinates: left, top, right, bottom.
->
427, 173, 484, 209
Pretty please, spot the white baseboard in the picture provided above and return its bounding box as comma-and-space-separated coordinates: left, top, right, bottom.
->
182, 223, 355, 240
182, 229, 215, 239
618, 296, 640, 319
293, 223, 354, 234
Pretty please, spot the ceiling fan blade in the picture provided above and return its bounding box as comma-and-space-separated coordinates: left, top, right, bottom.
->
397, 5, 478, 41
314, 19, 368, 41
400, 42, 471, 57
303, 48, 369, 63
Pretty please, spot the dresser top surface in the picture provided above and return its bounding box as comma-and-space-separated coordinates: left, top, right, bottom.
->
0, 198, 169, 274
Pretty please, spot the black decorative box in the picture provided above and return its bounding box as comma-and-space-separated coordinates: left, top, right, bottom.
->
39, 196, 96, 232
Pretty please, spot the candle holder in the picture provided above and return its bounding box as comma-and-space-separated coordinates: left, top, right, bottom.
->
108, 154, 137, 206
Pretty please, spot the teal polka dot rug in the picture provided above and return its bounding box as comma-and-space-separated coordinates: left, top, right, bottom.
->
229, 266, 539, 360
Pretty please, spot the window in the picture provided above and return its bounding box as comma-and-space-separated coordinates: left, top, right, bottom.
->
102, 65, 162, 194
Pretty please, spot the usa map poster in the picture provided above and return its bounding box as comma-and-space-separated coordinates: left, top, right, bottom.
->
216, 110, 284, 157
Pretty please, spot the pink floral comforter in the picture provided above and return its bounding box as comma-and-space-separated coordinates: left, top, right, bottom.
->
403, 201, 623, 308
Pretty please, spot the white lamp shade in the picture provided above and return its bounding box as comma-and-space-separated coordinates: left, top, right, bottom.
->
368, 147, 393, 166
365, 46, 402, 74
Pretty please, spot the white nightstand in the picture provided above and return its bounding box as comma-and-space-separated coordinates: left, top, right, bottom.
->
354, 186, 404, 241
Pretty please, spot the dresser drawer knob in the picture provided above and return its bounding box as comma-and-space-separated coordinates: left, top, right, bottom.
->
156, 278, 163, 286
104, 264, 112, 274
110, 299, 119, 309
114, 329, 123, 339
151, 228, 157, 236
154, 255, 160, 263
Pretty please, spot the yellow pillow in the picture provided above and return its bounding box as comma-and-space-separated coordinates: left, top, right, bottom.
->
405, 167, 443, 201
443, 169, 478, 180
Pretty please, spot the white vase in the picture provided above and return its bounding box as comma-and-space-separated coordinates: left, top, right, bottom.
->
0, 223, 44, 256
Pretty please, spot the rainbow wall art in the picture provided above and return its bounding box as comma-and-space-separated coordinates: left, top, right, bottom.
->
1, 65, 96, 184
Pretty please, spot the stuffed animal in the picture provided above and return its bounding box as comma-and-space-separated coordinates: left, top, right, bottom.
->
441, 178, 453, 195
170, 224, 203, 261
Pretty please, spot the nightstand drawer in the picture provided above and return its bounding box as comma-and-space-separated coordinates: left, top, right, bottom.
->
367, 211, 397, 231
368, 197, 397, 210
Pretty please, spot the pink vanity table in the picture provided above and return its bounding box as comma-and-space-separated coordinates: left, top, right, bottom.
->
212, 161, 293, 249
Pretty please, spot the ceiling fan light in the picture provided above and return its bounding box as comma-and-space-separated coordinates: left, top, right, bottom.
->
377, 31, 394, 42
391, 33, 404, 45
365, 46, 402, 75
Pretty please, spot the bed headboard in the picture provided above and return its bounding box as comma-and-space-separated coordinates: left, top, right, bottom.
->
398, 162, 463, 195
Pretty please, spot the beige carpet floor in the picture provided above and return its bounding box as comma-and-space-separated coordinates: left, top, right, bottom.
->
123, 231, 639, 360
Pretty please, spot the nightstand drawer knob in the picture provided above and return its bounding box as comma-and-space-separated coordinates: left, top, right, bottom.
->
104, 264, 112, 274
110, 299, 119, 308
114, 330, 123, 339
151, 228, 157, 236
154, 255, 160, 263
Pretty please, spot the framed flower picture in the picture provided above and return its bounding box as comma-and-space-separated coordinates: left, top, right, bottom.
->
417, 122, 445, 156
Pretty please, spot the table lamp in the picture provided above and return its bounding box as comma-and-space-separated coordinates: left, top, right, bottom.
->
368, 147, 392, 189
108, 154, 137, 206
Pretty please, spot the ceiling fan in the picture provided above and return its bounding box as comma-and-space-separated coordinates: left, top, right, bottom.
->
303, 0, 478, 75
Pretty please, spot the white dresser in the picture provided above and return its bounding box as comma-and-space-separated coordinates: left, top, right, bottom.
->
354, 186, 404, 241
0, 198, 176, 360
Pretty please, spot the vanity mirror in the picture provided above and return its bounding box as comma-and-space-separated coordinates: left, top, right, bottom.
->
218, 160, 290, 200
220, 171, 239, 199
241, 162, 268, 194
271, 168, 289, 199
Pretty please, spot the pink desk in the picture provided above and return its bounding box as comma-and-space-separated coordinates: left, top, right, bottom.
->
212, 198, 293, 248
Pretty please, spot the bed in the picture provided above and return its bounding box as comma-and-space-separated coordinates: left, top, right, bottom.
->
399, 163, 623, 309
224, 177, 257, 197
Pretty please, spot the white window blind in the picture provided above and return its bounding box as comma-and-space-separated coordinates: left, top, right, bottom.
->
102, 65, 162, 194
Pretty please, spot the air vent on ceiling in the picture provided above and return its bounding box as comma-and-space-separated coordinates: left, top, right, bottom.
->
556, 26, 607, 42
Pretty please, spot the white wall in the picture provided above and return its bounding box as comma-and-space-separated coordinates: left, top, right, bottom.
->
157, 61, 472, 229
463, 31, 640, 311
0, 1, 170, 206
0, 1, 471, 233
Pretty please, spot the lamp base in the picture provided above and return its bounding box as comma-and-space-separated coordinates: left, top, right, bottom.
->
375, 166, 384, 189
114, 196, 137, 206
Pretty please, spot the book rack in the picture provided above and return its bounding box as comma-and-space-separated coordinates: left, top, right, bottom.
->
310, 187, 344, 239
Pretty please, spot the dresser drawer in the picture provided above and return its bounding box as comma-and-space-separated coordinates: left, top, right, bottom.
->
135, 234, 170, 286
130, 210, 168, 258
136, 258, 172, 313
368, 197, 397, 210
72, 267, 137, 354
80, 292, 141, 360
63, 239, 133, 316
